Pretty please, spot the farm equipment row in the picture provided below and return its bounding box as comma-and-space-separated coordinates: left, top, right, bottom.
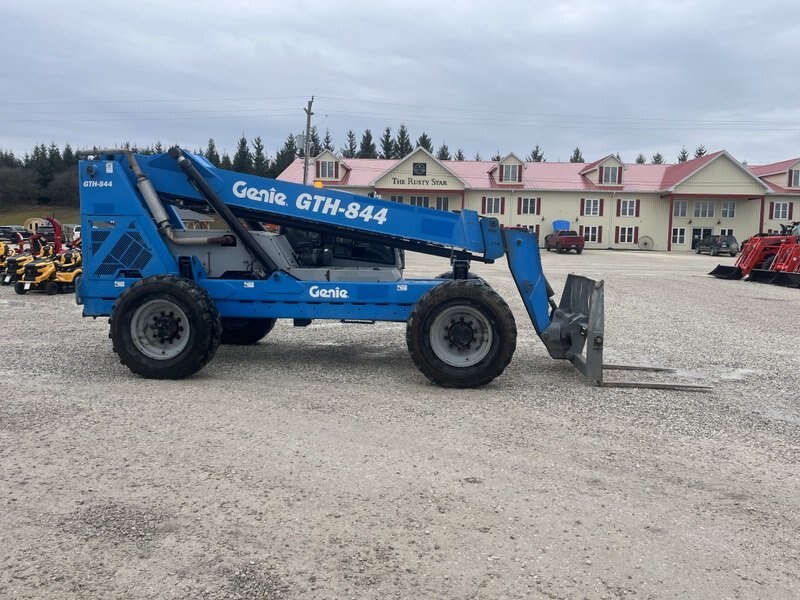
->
1, 217, 83, 295
709, 221, 800, 287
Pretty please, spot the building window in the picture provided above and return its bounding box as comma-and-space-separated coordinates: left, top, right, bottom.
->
601, 166, 620, 184
502, 164, 520, 182
583, 226, 600, 243
790, 170, 799, 188
671, 227, 686, 245
618, 227, 635, 244
721, 201, 735, 218
519, 197, 539, 215
435, 196, 450, 211
583, 198, 600, 216
620, 199, 636, 217
673, 200, 687, 217
484, 197, 502, 214
390, 195, 403, 203
318, 161, 335, 178
410, 196, 429, 208
694, 201, 715, 218
773, 202, 789, 220
720, 228, 734, 236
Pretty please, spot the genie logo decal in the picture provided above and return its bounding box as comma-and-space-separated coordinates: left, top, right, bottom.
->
232, 180, 288, 206
309, 285, 350, 299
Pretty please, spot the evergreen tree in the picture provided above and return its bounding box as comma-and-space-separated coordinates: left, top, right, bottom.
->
154, 141, 164, 153
474, 152, 483, 161
0, 149, 21, 168
323, 129, 335, 152
251, 136, 269, 177
651, 153, 665, 164
341, 130, 358, 159
61, 144, 78, 169
232, 135, 253, 173
220, 153, 232, 169
526, 145, 545, 162
615, 152, 622, 161
635, 153, 646, 164
416, 132, 433, 153
491, 151, 502, 162
308, 126, 322, 158
379, 127, 394, 159
454, 149, 466, 161
272, 134, 298, 177
47, 142, 63, 174
694, 144, 707, 158
394, 124, 413, 158
205, 138, 220, 166
28, 143, 54, 188
358, 129, 377, 158
569, 147, 583, 163
677, 146, 689, 163
436, 143, 451, 160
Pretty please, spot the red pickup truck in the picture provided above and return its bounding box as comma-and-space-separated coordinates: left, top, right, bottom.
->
544, 230, 585, 254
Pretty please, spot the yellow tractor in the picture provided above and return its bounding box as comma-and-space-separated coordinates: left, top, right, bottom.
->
15, 249, 82, 295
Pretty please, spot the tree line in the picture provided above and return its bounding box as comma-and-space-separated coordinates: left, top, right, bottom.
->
0, 127, 712, 210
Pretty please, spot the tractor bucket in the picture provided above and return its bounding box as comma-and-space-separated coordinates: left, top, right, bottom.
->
709, 264, 743, 279
746, 269, 780, 284
771, 272, 800, 288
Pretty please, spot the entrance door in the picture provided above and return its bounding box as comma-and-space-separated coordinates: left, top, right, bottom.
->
691, 228, 713, 249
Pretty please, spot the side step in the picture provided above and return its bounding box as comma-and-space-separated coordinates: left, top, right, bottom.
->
556, 275, 712, 391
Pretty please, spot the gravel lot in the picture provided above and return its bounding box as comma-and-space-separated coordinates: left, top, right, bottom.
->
1, 250, 798, 599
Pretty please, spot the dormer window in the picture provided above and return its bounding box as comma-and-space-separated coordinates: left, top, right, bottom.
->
790, 169, 799, 188
318, 160, 336, 178
499, 164, 521, 183
601, 166, 621, 184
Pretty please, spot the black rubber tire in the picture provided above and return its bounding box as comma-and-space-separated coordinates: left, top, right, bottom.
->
406, 280, 516, 388
14, 281, 26, 295
759, 254, 776, 270
435, 271, 488, 286
45, 281, 58, 295
576, 248, 583, 254
109, 275, 222, 379
220, 317, 276, 345
710, 248, 719, 257
695, 246, 701, 254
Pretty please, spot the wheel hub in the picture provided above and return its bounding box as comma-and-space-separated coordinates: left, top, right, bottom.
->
151, 312, 182, 343
446, 318, 475, 349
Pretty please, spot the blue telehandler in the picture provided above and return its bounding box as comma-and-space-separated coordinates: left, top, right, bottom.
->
75, 148, 701, 389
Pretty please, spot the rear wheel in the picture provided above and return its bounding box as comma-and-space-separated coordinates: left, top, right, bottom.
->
576, 248, 583, 255
760, 254, 776, 270
13, 281, 26, 295
220, 317, 276, 345
406, 281, 516, 388
109, 275, 222, 379
435, 271, 488, 286
45, 281, 58, 295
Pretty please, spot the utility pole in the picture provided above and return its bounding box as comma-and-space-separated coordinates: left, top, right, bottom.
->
302, 96, 314, 185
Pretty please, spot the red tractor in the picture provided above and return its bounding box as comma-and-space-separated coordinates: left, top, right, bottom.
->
710, 222, 799, 286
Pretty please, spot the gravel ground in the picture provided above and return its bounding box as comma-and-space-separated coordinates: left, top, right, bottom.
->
1, 250, 798, 599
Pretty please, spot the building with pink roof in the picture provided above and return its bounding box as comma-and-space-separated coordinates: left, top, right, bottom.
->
278, 148, 799, 252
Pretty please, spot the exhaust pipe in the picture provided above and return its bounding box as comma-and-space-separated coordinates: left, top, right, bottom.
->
82, 148, 229, 247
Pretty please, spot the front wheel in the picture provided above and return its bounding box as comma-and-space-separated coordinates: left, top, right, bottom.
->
14, 281, 26, 295
220, 317, 276, 345
109, 275, 222, 379
406, 281, 516, 388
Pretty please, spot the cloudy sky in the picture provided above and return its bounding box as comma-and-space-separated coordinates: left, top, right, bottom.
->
1, 0, 799, 165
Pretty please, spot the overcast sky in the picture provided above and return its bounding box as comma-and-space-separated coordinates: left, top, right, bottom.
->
1, 0, 799, 165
